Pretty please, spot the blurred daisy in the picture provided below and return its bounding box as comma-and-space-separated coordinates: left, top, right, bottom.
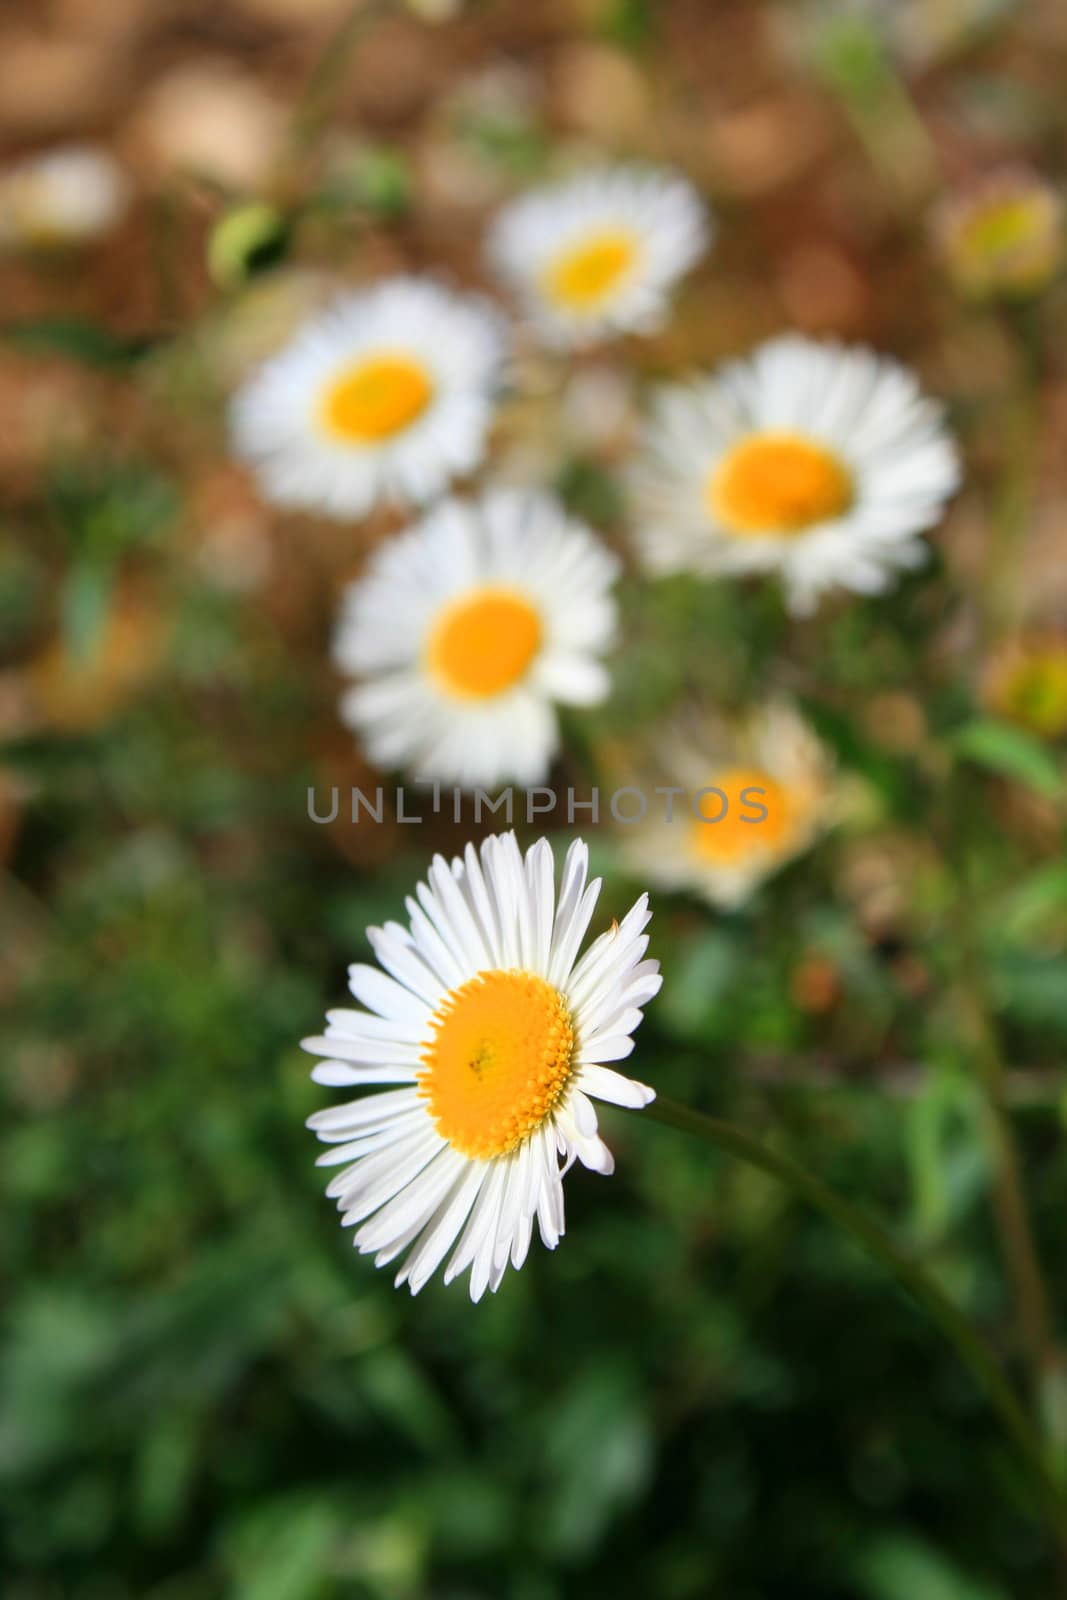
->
487, 166, 710, 347
334, 489, 619, 787
0, 145, 128, 251
935, 168, 1063, 300
617, 703, 833, 908
983, 633, 1067, 739
230, 278, 505, 519
630, 335, 960, 614
303, 832, 660, 1300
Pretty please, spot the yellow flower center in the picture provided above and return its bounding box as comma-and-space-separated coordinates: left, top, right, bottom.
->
542, 229, 639, 311
961, 195, 1047, 264
320, 353, 434, 443
708, 432, 854, 537
418, 971, 576, 1160
1002, 650, 1067, 738
426, 587, 543, 700
689, 767, 792, 866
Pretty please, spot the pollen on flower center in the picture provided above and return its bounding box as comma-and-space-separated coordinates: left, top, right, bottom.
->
708, 431, 854, 537
427, 586, 543, 699
321, 352, 434, 443
418, 970, 576, 1160
689, 766, 791, 865
542, 230, 639, 310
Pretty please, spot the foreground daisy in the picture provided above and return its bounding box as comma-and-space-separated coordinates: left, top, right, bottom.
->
0, 145, 128, 251
303, 833, 661, 1299
615, 703, 833, 909
629, 335, 960, 614
487, 165, 710, 348
334, 489, 619, 787
230, 277, 505, 519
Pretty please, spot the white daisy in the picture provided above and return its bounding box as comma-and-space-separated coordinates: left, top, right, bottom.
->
935, 167, 1064, 301
230, 277, 505, 520
487, 165, 710, 348
616, 703, 833, 909
0, 145, 128, 251
334, 489, 619, 788
629, 335, 961, 614
303, 832, 661, 1300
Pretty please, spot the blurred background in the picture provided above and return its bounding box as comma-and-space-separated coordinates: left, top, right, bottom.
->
4, 0, 1067, 1596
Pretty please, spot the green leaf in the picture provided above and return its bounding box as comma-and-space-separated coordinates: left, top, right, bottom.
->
951, 717, 1065, 800
541, 1365, 652, 1558
857, 1531, 1008, 1600
998, 860, 1067, 940
226, 1497, 340, 1600
815, 15, 891, 98
60, 562, 113, 661
48, 459, 179, 558
327, 144, 413, 219
991, 950, 1067, 1034
358, 1347, 456, 1455
133, 1411, 201, 1537
599, 0, 654, 50
556, 457, 623, 527
0, 317, 156, 368
906, 1069, 985, 1245
656, 929, 742, 1041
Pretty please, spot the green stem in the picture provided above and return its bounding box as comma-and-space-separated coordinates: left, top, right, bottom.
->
639, 1094, 1067, 1537
815, 15, 938, 209
946, 766, 1066, 1474
285, 0, 393, 169
984, 322, 1039, 641
961, 981, 1058, 1413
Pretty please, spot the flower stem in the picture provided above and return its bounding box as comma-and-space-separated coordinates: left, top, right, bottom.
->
943, 760, 1066, 1467
278, 0, 393, 192
984, 302, 1041, 641
639, 1093, 1067, 1537
963, 982, 1059, 1408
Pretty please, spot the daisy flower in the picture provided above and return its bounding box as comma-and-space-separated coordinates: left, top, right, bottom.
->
230, 277, 505, 519
629, 335, 960, 615
983, 632, 1067, 739
935, 167, 1063, 301
334, 489, 619, 788
487, 165, 710, 348
0, 145, 128, 251
303, 832, 661, 1300
616, 703, 833, 909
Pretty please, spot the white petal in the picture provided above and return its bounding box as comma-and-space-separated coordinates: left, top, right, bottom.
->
348, 962, 430, 1022
309, 1059, 418, 1087
306, 1087, 422, 1136
577, 1065, 656, 1109
394, 1162, 485, 1293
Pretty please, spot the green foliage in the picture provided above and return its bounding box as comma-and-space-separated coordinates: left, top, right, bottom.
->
47, 459, 179, 563
4, 559, 1064, 1596
814, 14, 891, 100
856, 1533, 1009, 1600
0, 318, 157, 368
598, 0, 655, 52
952, 718, 1065, 801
